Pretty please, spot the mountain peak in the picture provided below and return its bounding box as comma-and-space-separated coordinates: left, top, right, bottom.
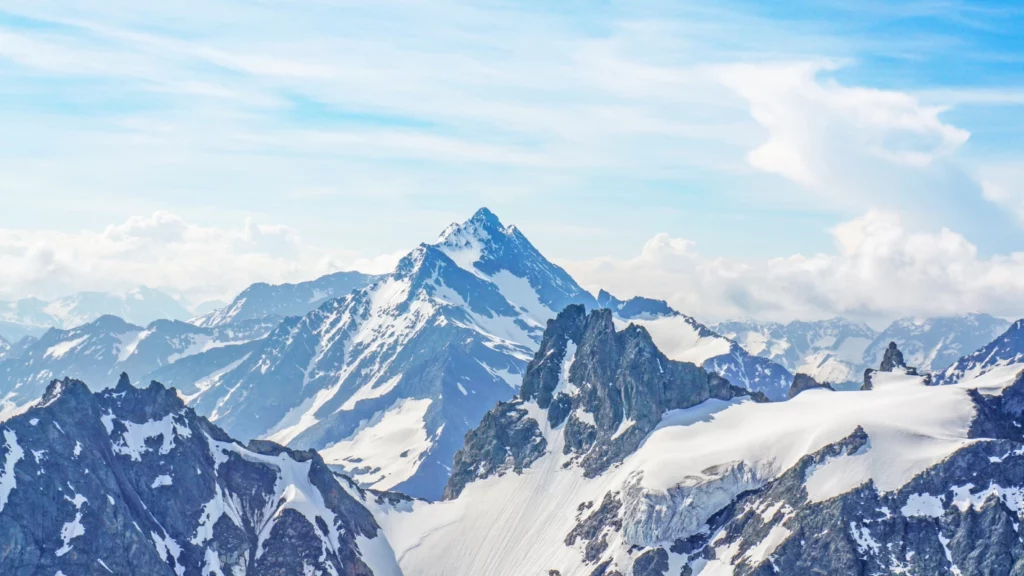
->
469, 206, 503, 227
437, 207, 509, 247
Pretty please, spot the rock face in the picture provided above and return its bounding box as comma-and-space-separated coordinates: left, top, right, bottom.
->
879, 341, 907, 372
444, 305, 756, 499
0, 373, 402, 576
787, 373, 832, 399
191, 270, 381, 328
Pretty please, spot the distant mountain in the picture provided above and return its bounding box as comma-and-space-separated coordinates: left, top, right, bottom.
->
155, 208, 791, 500
190, 299, 228, 317
0, 315, 276, 420
0, 335, 8, 362
864, 313, 1011, 374
0, 287, 192, 341
191, 270, 381, 328
0, 374, 404, 575
378, 306, 1024, 576
713, 318, 877, 386
717, 314, 1013, 387
936, 319, 1024, 384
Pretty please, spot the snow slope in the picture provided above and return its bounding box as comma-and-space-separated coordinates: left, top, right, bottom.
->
379, 358, 1024, 575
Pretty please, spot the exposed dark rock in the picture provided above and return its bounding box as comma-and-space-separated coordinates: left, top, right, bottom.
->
880, 341, 906, 371
444, 400, 546, 499
631, 548, 668, 576
862, 341, 929, 390
0, 375, 391, 576
445, 305, 760, 499
787, 373, 833, 399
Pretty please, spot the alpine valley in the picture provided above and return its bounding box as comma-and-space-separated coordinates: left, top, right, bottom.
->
3, 208, 1024, 575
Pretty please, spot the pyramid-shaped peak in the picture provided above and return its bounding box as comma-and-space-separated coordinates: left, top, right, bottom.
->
469, 207, 503, 227
437, 207, 509, 245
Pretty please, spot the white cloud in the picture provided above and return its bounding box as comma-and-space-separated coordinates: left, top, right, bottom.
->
563, 211, 1024, 325
979, 162, 1024, 225
714, 61, 971, 201
0, 212, 401, 304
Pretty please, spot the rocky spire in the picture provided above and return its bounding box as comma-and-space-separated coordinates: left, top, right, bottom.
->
862, 341, 927, 390
879, 341, 907, 372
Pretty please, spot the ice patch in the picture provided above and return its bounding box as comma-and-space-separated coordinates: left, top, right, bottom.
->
0, 429, 24, 513
45, 335, 89, 360
901, 493, 945, 518
108, 412, 193, 461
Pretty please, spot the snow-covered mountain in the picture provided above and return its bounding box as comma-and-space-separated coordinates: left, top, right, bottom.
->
713, 318, 876, 386
0, 374, 404, 575
0, 287, 193, 341
192, 270, 381, 328
0, 335, 9, 362
935, 319, 1024, 385
864, 313, 1011, 375
377, 306, 1024, 575
0, 315, 276, 420
151, 208, 791, 500
717, 314, 1012, 387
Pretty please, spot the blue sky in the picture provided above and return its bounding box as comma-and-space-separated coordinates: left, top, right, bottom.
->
2, 0, 1024, 322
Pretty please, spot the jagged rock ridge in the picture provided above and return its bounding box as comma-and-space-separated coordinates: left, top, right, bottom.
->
0, 373, 402, 575
446, 304, 758, 498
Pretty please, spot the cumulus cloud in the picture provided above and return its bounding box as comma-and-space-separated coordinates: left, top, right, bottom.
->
716, 61, 970, 184
563, 211, 1024, 326
0, 212, 402, 304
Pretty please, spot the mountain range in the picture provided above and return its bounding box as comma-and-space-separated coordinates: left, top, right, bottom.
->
0, 315, 276, 420
0, 287, 193, 342
376, 307, 1024, 575
0, 208, 794, 500
715, 313, 1011, 387
7, 304, 1024, 575
4, 207, 1024, 574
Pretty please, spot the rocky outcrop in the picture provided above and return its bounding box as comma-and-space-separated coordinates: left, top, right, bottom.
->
862, 341, 928, 390
443, 401, 547, 500
787, 373, 833, 399
0, 374, 400, 575
879, 341, 907, 371
445, 305, 760, 498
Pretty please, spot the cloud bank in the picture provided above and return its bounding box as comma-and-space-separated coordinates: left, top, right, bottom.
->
0, 212, 403, 304
563, 211, 1024, 326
